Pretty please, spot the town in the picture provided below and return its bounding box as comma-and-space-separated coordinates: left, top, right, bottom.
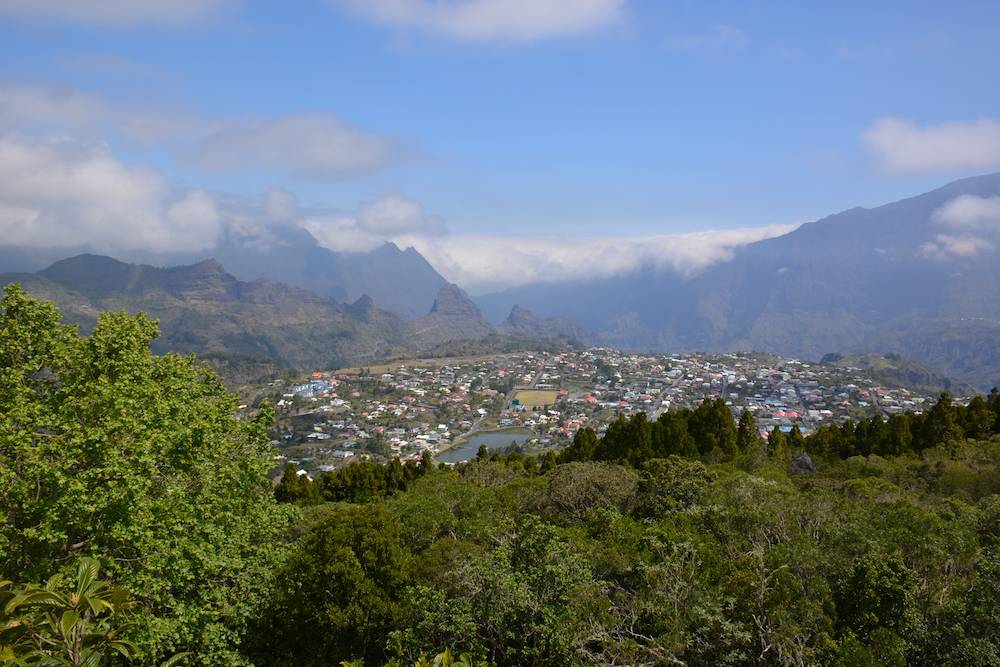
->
248, 348, 957, 476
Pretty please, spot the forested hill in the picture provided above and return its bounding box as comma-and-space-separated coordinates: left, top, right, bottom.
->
2, 285, 998, 667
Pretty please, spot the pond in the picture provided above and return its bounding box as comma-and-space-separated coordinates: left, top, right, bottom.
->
435, 430, 531, 464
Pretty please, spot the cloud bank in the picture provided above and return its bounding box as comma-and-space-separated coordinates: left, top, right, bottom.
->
863, 117, 1000, 173
388, 224, 799, 293
339, 0, 625, 42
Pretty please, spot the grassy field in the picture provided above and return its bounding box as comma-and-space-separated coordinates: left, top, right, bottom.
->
514, 389, 560, 407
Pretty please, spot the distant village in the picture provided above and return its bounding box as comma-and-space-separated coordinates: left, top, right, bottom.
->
252, 348, 957, 477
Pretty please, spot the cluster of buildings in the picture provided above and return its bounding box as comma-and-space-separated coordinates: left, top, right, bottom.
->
258, 349, 950, 473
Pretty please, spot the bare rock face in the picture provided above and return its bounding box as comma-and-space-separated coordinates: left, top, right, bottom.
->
411, 283, 494, 345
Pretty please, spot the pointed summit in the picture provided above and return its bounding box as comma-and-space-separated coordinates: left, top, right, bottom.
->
347, 294, 377, 322
429, 283, 483, 318
411, 283, 493, 346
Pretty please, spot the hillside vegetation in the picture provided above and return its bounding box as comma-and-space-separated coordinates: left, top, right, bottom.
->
2, 286, 998, 666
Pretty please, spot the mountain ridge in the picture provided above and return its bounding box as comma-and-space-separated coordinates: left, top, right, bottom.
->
476, 172, 1000, 389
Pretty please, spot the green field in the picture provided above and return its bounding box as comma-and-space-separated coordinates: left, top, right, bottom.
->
514, 389, 559, 407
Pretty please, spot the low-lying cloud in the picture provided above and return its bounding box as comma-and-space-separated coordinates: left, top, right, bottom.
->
863, 117, 1000, 173
303, 194, 448, 253
339, 0, 625, 42
394, 224, 799, 293
921, 194, 1000, 259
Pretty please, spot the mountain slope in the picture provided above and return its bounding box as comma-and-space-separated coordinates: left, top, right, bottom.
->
410, 283, 494, 347
2, 255, 412, 375
188, 226, 447, 318
0, 226, 449, 319
477, 173, 1000, 388
2, 255, 590, 383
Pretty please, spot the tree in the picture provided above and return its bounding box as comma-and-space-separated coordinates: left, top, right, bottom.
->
689, 398, 738, 458
768, 426, 789, 459
787, 424, 806, 453
736, 409, 759, 453
559, 427, 599, 463
251, 504, 412, 666
0, 285, 292, 664
915, 393, 964, 450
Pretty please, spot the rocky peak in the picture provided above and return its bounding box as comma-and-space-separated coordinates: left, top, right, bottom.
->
429, 283, 483, 318
347, 294, 377, 322
505, 305, 540, 327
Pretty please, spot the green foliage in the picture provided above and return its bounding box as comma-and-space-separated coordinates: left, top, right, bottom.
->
0, 558, 189, 667
0, 285, 292, 664
6, 285, 1000, 665
250, 504, 412, 666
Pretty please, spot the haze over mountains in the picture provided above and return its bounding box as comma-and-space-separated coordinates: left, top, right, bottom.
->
3, 173, 1000, 388
477, 172, 1000, 389
0, 224, 448, 319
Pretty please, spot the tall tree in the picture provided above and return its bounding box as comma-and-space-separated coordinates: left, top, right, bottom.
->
0, 284, 291, 664
736, 409, 760, 453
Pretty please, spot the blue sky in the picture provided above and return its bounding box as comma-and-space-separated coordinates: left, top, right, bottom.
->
1, 1, 999, 289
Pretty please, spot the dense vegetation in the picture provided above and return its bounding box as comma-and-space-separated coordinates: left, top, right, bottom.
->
2, 285, 999, 666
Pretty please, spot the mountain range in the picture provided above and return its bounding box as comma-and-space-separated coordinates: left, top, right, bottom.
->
0, 254, 579, 383
477, 173, 1000, 390
3, 173, 1000, 389
0, 225, 448, 319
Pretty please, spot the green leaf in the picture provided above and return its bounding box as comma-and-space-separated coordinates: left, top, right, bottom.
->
58, 611, 78, 640
6, 590, 65, 613
159, 651, 192, 667
75, 559, 100, 598
108, 639, 138, 659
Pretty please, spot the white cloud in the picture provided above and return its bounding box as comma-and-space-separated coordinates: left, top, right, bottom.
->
395, 224, 798, 292
187, 113, 405, 178
665, 25, 747, 51
921, 194, 1000, 259
339, 0, 625, 42
0, 0, 234, 26
932, 194, 1000, 231
0, 135, 221, 253
863, 117, 1000, 173
303, 194, 448, 253
920, 234, 994, 259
